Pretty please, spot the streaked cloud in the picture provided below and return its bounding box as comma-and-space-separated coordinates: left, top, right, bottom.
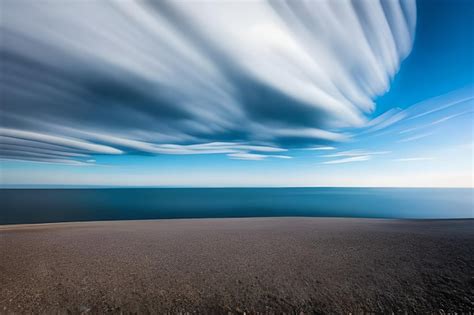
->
319, 149, 389, 165
322, 149, 390, 158
398, 132, 434, 143
1, 0, 416, 164
318, 86, 473, 174
0, 157, 93, 166
0, 128, 122, 155
361, 108, 406, 133
393, 157, 434, 162
322, 155, 371, 164
363, 86, 474, 137
304, 146, 336, 151
399, 110, 473, 134
228, 152, 292, 161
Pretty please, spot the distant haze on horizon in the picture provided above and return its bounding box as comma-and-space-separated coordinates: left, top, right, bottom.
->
0, 0, 473, 188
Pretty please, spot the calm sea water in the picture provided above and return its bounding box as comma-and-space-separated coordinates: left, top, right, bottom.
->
0, 188, 472, 225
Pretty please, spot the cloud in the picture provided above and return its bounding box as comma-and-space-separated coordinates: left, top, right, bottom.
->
322, 155, 371, 164
399, 110, 473, 134
0, 128, 122, 154
322, 149, 390, 157
398, 132, 434, 143
362, 86, 474, 137
319, 149, 389, 164
1, 0, 416, 164
227, 152, 292, 161
304, 146, 336, 151
393, 157, 434, 162
332, 87, 473, 170
0, 157, 93, 166
361, 108, 406, 133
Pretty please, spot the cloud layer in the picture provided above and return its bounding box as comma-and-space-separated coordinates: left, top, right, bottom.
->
1, 0, 416, 164
313, 85, 473, 165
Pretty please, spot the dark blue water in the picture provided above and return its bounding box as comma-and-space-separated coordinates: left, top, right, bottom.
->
0, 188, 472, 225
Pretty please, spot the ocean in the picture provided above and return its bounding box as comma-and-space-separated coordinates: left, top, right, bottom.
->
1, 188, 472, 225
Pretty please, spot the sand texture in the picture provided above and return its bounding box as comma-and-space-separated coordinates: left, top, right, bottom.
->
1, 218, 473, 314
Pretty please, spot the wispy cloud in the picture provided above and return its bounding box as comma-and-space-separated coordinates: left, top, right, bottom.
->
0, 127, 294, 162
322, 150, 390, 158
227, 153, 292, 161
1, 0, 416, 164
362, 108, 406, 133
0, 128, 122, 154
303, 146, 336, 151
0, 157, 94, 166
322, 155, 371, 164
320, 149, 389, 165
398, 132, 434, 143
393, 157, 434, 162
363, 86, 474, 137
399, 110, 473, 134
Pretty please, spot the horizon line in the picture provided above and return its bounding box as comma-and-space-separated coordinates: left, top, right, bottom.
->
1, 185, 472, 189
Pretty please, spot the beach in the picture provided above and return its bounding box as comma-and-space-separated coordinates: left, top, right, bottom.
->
1, 218, 473, 313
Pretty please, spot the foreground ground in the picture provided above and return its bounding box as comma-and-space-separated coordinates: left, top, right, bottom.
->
0, 218, 473, 313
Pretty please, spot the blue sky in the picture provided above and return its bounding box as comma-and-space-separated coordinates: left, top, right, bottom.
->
1, 0, 473, 187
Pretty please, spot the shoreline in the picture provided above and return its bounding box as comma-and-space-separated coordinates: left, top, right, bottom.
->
0, 216, 397, 229
1, 216, 472, 230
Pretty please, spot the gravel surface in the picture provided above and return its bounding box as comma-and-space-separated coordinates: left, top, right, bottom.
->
1, 218, 473, 314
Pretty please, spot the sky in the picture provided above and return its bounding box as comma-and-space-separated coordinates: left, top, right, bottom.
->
0, 0, 473, 187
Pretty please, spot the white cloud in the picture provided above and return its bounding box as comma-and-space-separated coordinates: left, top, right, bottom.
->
0, 128, 122, 155
399, 110, 473, 134
322, 149, 390, 158
0, 157, 93, 166
304, 146, 336, 151
1, 0, 416, 164
322, 155, 371, 164
393, 157, 434, 162
227, 152, 292, 161
363, 86, 474, 136
398, 132, 434, 143
363, 108, 406, 133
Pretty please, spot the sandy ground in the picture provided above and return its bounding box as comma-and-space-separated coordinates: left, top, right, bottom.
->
0, 218, 473, 314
